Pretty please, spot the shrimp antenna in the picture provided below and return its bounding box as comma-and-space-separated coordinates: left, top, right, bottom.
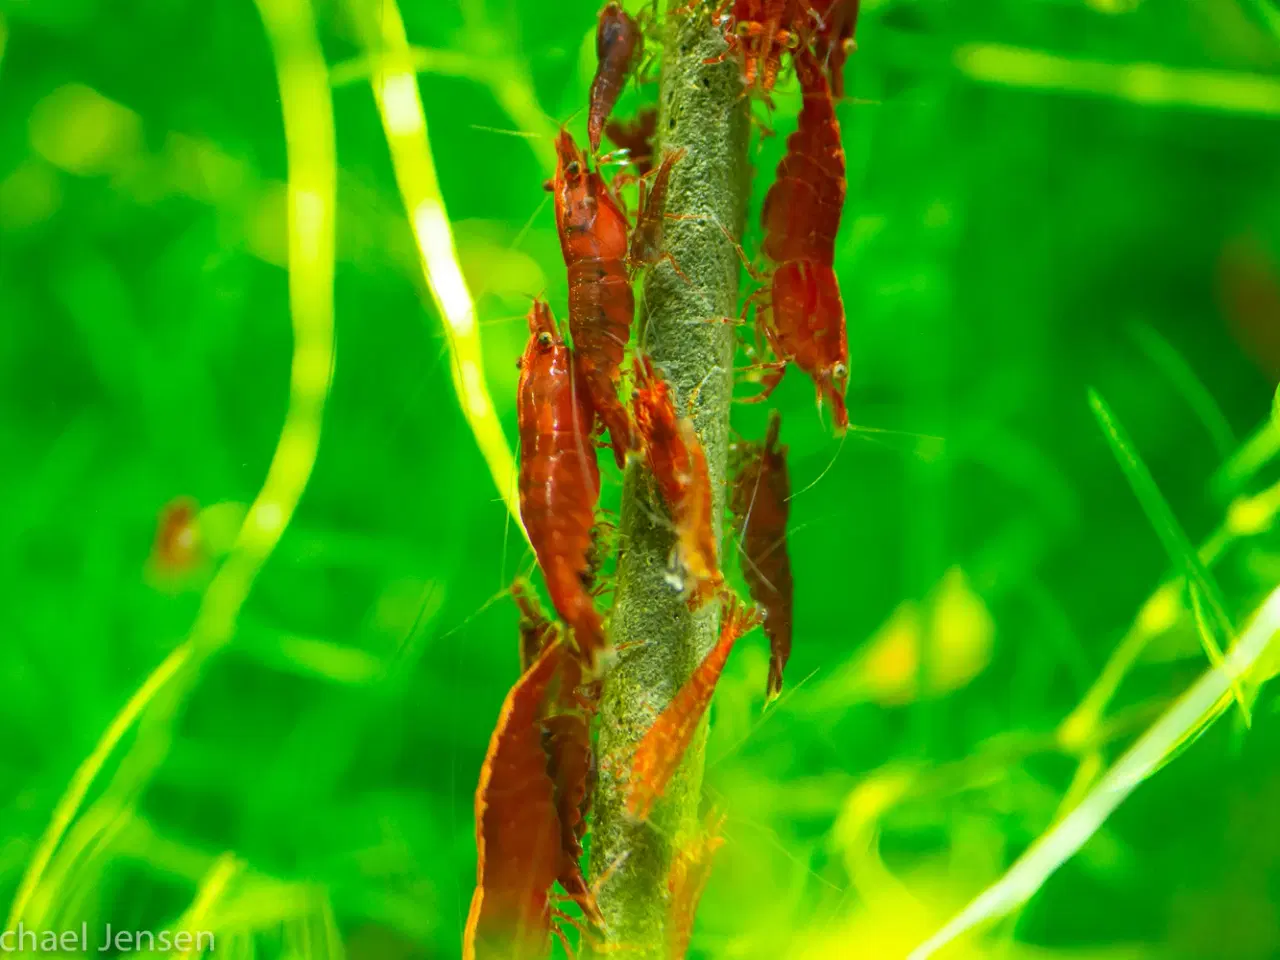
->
511, 192, 553, 251
842, 418, 949, 460
832, 95, 882, 109
463, 193, 553, 309
468, 124, 550, 140
470, 103, 587, 142
499, 458, 519, 590
786, 428, 846, 502
729, 427, 781, 597
515, 288, 543, 302
560, 103, 588, 127
436, 583, 518, 642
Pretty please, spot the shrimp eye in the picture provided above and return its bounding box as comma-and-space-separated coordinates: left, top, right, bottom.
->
831, 362, 848, 381
515, 356, 523, 369
566, 161, 581, 177
537, 332, 554, 348
542, 178, 554, 192
735, 20, 753, 36
783, 31, 801, 50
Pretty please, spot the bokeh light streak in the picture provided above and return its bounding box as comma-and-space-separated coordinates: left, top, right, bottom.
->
357, 0, 525, 540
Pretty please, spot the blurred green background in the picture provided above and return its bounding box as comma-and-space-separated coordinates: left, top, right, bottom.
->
2, 0, 1280, 957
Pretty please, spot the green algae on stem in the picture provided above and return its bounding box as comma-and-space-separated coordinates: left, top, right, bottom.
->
586, 1, 751, 955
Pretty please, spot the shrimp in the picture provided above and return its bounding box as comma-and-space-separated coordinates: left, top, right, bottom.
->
631, 355, 723, 609
504, 585, 604, 927
546, 130, 636, 468
703, 0, 801, 102
542, 653, 603, 927
627, 147, 690, 283
748, 46, 849, 430
735, 0, 804, 99
465, 642, 566, 960
604, 107, 658, 175
517, 297, 608, 668
696, 0, 856, 99
626, 596, 762, 820
543, 713, 595, 913
730, 411, 794, 702
667, 810, 727, 960
588, 2, 645, 154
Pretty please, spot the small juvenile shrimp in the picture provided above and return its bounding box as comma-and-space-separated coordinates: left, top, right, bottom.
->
546, 130, 637, 468
588, 2, 645, 154
631, 355, 723, 609
626, 596, 762, 820
730, 411, 794, 702
627, 146, 690, 283
516, 298, 608, 668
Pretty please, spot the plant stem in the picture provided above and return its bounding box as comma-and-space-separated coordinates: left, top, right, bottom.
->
587, 3, 750, 955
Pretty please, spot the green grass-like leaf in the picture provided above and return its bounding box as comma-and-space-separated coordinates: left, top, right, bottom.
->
1242, 0, 1280, 42
909, 584, 1280, 959
1130, 322, 1236, 459
1087, 388, 1250, 725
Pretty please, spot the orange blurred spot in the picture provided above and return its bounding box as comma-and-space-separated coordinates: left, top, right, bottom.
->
1219, 234, 1280, 383
150, 497, 202, 576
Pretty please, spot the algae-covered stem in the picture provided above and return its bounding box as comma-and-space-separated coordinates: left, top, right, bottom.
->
587, 2, 750, 954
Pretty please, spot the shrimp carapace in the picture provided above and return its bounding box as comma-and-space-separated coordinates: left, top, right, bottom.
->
751, 47, 849, 430
589, 2, 645, 154
464, 642, 567, 960
626, 596, 763, 820
761, 260, 849, 429
632, 355, 724, 609
516, 297, 608, 669
547, 129, 637, 468
730, 411, 794, 701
